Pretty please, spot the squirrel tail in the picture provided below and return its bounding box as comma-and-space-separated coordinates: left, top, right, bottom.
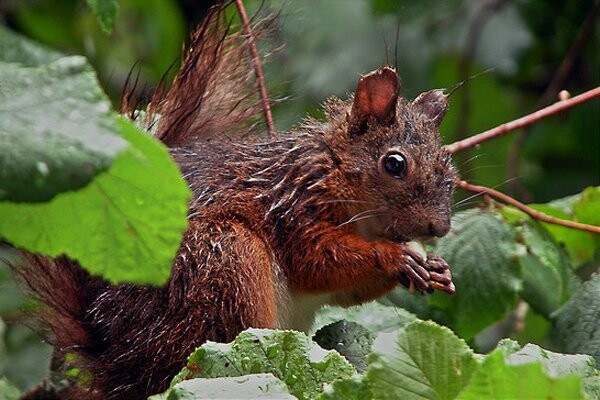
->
133, 1, 269, 146
13, 254, 106, 398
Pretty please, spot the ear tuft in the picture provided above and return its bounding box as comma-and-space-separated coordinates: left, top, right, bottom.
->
348, 67, 400, 133
412, 89, 448, 127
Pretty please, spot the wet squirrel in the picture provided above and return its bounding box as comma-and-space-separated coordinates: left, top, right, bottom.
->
16, 5, 456, 399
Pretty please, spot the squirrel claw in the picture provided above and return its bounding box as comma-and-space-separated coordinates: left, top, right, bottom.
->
426, 255, 454, 294
399, 253, 431, 291
430, 280, 456, 294
429, 270, 451, 285
399, 248, 454, 295
426, 254, 449, 272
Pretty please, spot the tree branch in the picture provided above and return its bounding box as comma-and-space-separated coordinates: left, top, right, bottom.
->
444, 86, 600, 154
457, 180, 600, 234
235, 0, 276, 138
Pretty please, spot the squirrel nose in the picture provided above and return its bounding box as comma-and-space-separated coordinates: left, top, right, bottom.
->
428, 219, 450, 237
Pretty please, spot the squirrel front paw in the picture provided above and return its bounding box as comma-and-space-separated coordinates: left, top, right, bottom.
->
397, 248, 455, 295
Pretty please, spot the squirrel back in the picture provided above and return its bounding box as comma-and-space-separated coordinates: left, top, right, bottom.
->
15, 4, 456, 399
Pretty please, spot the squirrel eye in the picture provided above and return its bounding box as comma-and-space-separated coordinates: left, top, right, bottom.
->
383, 152, 407, 178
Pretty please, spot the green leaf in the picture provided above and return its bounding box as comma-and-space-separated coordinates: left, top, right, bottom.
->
318, 375, 372, 400
504, 342, 600, 399
0, 377, 21, 400
85, 0, 119, 34
584, 373, 600, 400
504, 342, 598, 379
0, 26, 62, 66
573, 187, 600, 226
172, 329, 355, 400
312, 302, 416, 335
552, 274, 600, 367
0, 56, 127, 202
153, 374, 295, 400
313, 320, 374, 373
457, 349, 584, 399
529, 203, 597, 267
0, 323, 53, 392
0, 318, 6, 372
507, 215, 581, 317
366, 320, 478, 400
0, 117, 190, 285
524, 187, 600, 267
0, 246, 27, 316
430, 210, 522, 340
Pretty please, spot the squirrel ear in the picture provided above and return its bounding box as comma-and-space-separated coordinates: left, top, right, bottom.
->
412, 89, 448, 127
348, 67, 400, 133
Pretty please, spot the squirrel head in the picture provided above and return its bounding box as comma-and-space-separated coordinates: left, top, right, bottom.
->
324, 67, 456, 243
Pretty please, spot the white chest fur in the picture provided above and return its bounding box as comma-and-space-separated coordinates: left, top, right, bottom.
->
273, 266, 332, 332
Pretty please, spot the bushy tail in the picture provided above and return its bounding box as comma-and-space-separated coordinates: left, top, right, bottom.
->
129, 0, 269, 146
12, 254, 105, 399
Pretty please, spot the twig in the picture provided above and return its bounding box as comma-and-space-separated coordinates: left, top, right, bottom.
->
445, 86, 600, 154
235, 0, 276, 139
457, 180, 600, 234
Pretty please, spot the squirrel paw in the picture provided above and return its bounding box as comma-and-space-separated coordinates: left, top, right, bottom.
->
399, 249, 455, 295
425, 254, 455, 294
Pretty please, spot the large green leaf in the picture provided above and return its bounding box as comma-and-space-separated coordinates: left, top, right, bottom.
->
0, 56, 127, 202
313, 320, 374, 373
500, 339, 598, 377
505, 342, 600, 399
85, 0, 119, 34
457, 349, 584, 399
152, 374, 295, 400
528, 187, 600, 267
0, 26, 61, 66
0, 117, 190, 285
500, 207, 581, 317
0, 378, 20, 400
552, 274, 600, 366
430, 210, 522, 340
312, 302, 416, 335
573, 187, 600, 243
366, 320, 478, 400
318, 375, 372, 400
171, 329, 355, 400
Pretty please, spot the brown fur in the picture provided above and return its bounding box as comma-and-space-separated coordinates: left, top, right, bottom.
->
14, 4, 457, 399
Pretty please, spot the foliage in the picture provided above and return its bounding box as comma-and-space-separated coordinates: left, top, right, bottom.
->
0, 31, 190, 285
0, 377, 21, 400
168, 329, 355, 400
429, 210, 522, 340
152, 374, 295, 400
85, 0, 119, 33
0, 54, 126, 203
0, 0, 598, 398
552, 273, 600, 367
155, 319, 594, 399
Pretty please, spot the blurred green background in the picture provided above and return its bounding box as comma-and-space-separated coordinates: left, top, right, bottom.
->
0, 0, 598, 392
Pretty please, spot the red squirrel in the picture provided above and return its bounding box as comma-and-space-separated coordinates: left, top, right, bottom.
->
16, 5, 456, 399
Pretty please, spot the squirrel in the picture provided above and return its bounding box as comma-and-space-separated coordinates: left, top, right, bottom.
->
14, 4, 456, 399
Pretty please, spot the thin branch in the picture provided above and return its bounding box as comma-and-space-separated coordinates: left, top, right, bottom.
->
235, 0, 276, 138
457, 180, 600, 234
445, 86, 600, 154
